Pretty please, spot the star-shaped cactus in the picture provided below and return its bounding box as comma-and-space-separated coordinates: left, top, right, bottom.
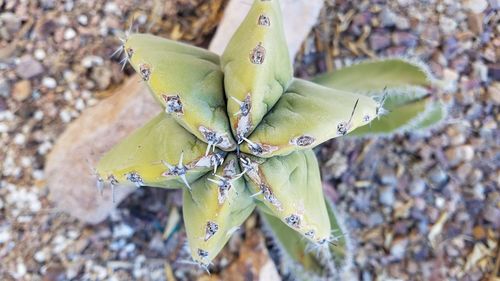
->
96, 0, 445, 278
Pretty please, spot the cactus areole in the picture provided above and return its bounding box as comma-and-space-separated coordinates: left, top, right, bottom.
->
96, 0, 443, 275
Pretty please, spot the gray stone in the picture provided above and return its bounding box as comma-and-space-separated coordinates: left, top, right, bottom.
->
15, 56, 44, 79
379, 186, 396, 206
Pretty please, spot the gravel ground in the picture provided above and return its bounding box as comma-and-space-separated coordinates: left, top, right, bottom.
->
0, 0, 499, 280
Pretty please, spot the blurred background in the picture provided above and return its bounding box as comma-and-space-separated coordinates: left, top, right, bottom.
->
0, 0, 499, 280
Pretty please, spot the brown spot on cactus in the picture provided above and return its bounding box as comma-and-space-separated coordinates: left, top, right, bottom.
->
189, 152, 225, 170
337, 98, 360, 136
125, 172, 143, 187
305, 230, 315, 239
243, 138, 278, 156
336, 121, 349, 136
126, 47, 134, 59
204, 221, 219, 241
162, 94, 183, 116
139, 63, 151, 81
197, 248, 209, 258
290, 135, 315, 147
260, 183, 282, 209
107, 175, 119, 186
199, 126, 234, 152
239, 156, 260, 183
249, 43, 266, 64
161, 152, 191, 189
231, 94, 251, 117
222, 159, 237, 178
208, 175, 233, 204
258, 14, 270, 26
285, 214, 301, 229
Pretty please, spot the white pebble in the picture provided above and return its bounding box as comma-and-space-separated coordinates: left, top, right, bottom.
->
435, 196, 446, 209
113, 224, 134, 238
38, 141, 52, 155
78, 14, 88, 26
463, 0, 488, 13
16, 262, 27, 277
34, 110, 44, 120
20, 156, 31, 167
0, 123, 9, 133
64, 28, 77, 40
0, 227, 10, 243
59, 110, 71, 123
82, 55, 103, 68
104, 2, 120, 15
34, 251, 46, 263
32, 170, 45, 180
439, 16, 458, 34
42, 77, 57, 89
75, 98, 85, 111
14, 133, 26, 145
34, 49, 46, 60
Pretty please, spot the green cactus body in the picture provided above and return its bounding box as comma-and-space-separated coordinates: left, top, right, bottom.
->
96, 0, 445, 277
124, 33, 220, 65
124, 35, 236, 151
96, 114, 224, 189
221, 0, 292, 141
183, 154, 255, 266
240, 79, 379, 157
244, 150, 331, 244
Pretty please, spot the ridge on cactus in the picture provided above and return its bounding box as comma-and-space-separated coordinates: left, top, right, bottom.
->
96, 0, 445, 279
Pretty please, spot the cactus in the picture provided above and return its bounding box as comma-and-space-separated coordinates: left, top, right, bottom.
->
96, 0, 446, 278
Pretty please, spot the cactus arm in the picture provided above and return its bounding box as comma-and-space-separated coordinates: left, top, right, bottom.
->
242, 150, 332, 244
312, 58, 434, 92
350, 96, 446, 136
183, 153, 255, 266
221, 0, 293, 141
410, 102, 447, 130
311, 58, 447, 135
124, 36, 236, 151
96, 114, 223, 189
124, 33, 219, 65
241, 79, 379, 157
259, 199, 351, 280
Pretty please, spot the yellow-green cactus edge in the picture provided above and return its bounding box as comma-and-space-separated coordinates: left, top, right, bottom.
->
241, 79, 379, 157
124, 33, 219, 65
124, 35, 236, 152
96, 114, 224, 189
260, 200, 351, 280
243, 150, 332, 245
221, 0, 293, 142
183, 154, 255, 266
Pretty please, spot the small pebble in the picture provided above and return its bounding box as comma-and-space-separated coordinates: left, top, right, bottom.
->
370, 32, 391, 51
34, 251, 46, 263
428, 166, 448, 185
113, 223, 134, 238
379, 186, 396, 206
410, 179, 427, 196
12, 80, 31, 101
42, 77, 57, 89
390, 238, 408, 260
64, 28, 77, 40
15, 56, 44, 79
78, 14, 88, 26
463, 0, 489, 13
34, 49, 46, 60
